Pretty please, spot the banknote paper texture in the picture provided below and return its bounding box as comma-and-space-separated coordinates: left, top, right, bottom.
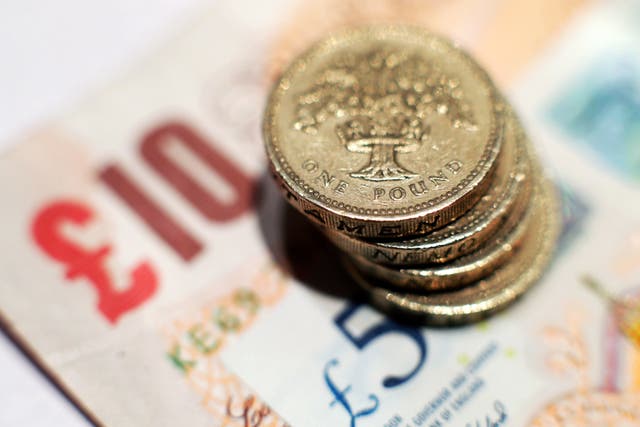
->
0, 0, 639, 426
0, 1, 292, 425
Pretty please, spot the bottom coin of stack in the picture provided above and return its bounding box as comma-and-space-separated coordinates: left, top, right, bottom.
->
325, 108, 561, 325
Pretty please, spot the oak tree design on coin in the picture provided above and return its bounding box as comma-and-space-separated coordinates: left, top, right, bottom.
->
293, 48, 477, 182
264, 26, 503, 238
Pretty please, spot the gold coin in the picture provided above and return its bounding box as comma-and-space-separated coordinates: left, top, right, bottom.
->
325, 108, 532, 265
346, 173, 533, 292
347, 173, 561, 325
264, 25, 504, 238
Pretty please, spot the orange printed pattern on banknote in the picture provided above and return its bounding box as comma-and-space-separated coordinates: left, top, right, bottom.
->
163, 264, 290, 427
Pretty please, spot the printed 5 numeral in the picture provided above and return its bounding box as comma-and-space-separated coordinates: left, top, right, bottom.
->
335, 304, 427, 388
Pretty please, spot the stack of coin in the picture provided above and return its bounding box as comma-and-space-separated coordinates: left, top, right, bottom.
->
263, 25, 560, 325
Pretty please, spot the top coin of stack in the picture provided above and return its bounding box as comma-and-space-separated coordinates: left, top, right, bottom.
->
263, 26, 560, 325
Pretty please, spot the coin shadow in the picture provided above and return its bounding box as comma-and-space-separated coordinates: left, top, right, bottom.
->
255, 172, 364, 301
255, 172, 472, 329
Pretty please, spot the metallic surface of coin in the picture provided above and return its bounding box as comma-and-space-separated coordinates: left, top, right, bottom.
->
264, 25, 504, 238
348, 174, 561, 325
346, 178, 532, 292
325, 109, 532, 265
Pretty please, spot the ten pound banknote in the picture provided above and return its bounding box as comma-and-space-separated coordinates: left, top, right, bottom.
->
1, 0, 640, 426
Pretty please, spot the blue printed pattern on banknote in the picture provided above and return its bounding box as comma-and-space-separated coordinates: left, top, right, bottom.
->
547, 56, 640, 181
557, 182, 589, 253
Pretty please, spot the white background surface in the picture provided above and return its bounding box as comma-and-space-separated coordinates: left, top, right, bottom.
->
0, 0, 201, 145
0, 1, 201, 424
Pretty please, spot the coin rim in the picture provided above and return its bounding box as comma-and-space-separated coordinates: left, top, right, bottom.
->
349, 169, 561, 325
347, 175, 533, 292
